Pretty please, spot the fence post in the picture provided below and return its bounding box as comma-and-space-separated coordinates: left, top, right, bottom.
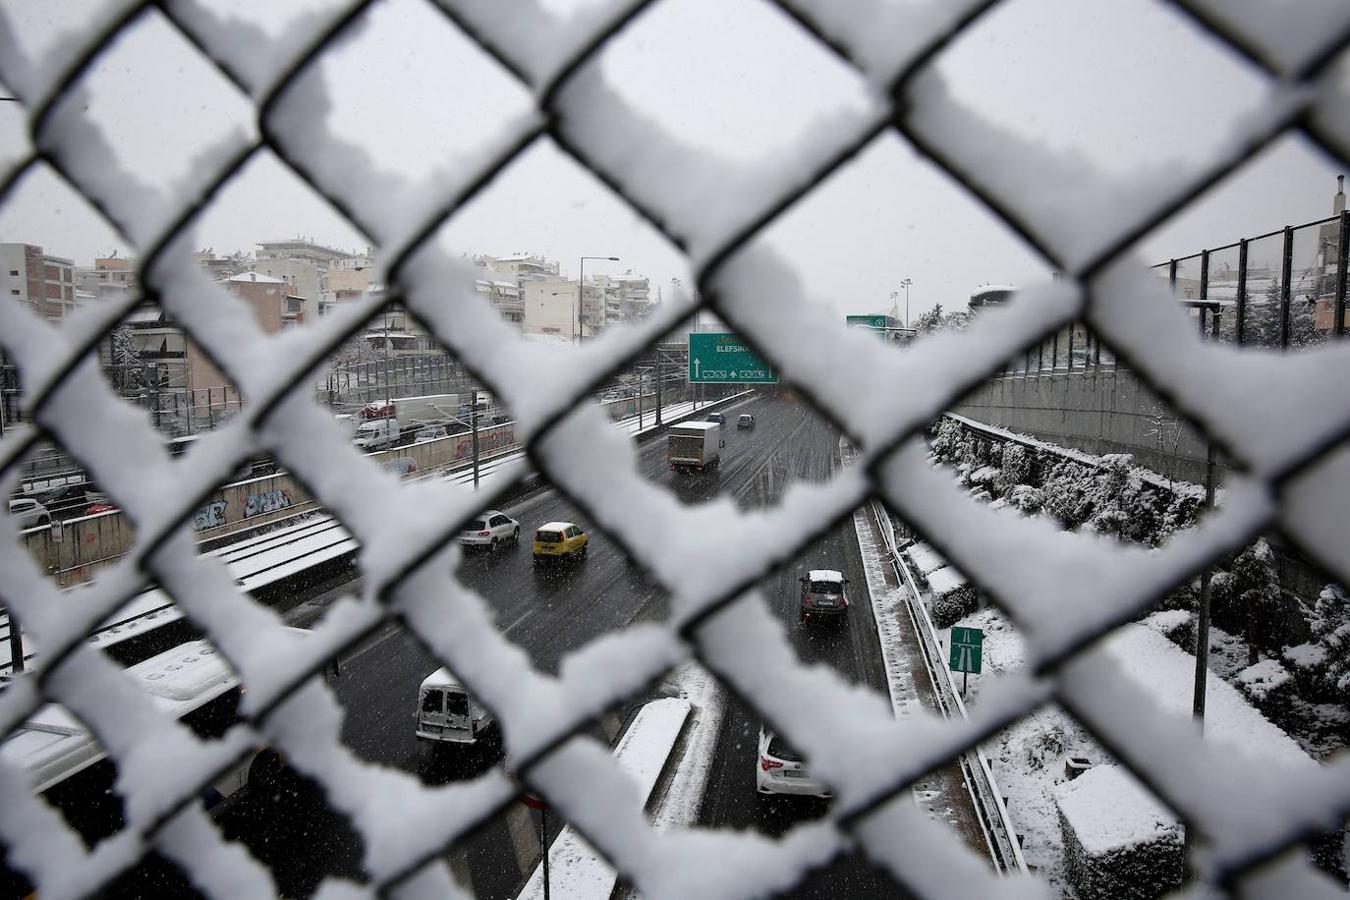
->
1280, 225, 1292, 349
1236, 239, 1249, 345
1198, 250, 1210, 338
1336, 209, 1349, 339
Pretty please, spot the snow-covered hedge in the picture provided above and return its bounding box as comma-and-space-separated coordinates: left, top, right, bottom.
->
928, 566, 978, 629
1055, 766, 1183, 900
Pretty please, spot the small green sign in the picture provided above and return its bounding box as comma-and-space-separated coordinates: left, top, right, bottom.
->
688, 333, 778, 384
846, 314, 888, 330
949, 626, 984, 674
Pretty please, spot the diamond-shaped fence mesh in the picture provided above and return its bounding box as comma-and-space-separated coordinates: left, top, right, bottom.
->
2, 0, 1350, 897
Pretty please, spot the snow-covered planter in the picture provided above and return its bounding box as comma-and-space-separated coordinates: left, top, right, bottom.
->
929, 566, 978, 629
1236, 659, 1296, 718
1054, 766, 1183, 900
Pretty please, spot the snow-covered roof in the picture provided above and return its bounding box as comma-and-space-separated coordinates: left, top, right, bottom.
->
927, 566, 968, 597
1054, 765, 1180, 857
671, 421, 719, 432
224, 270, 285, 284
807, 569, 844, 582
419, 667, 463, 691
537, 521, 576, 532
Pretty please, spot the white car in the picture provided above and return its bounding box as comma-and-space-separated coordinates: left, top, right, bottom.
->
8, 498, 51, 530
756, 727, 830, 798
459, 510, 520, 551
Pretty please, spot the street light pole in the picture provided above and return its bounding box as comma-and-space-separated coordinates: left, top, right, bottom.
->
900, 277, 913, 330
578, 255, 620, 344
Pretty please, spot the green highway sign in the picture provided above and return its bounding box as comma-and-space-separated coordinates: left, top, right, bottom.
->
949, 626, 984, 675
688, 333, 778, 384
846, 314, 889, 329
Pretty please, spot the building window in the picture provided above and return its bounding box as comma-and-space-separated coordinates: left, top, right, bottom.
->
8, 270, 16, 276
10, 289, 18, 295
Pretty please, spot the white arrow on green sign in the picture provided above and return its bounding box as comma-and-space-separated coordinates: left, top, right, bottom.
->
688, 333, 778, 384
949, 626, 983, 674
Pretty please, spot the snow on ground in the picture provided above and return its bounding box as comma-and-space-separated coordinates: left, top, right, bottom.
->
954, 606, 1319, 891
852, 508, 924, 720
650, 663, 727, 831
518, 698, 692, 900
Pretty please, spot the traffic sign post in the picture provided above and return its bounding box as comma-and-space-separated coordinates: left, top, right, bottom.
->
949, 625, 984, 697
688, 333, 778, 384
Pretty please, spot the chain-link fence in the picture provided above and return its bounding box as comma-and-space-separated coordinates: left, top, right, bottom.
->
2, 1, 1350, 898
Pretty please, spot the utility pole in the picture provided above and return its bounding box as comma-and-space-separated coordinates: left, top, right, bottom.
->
900, 277, 913, 330
470, 389, 480, 490
655, 352, 663, 427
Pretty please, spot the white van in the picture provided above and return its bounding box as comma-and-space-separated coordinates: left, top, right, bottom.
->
415, 668, 493, 744
353, 418, 400, 452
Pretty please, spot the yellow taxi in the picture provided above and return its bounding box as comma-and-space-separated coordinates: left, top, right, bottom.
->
532, 521, 589, 563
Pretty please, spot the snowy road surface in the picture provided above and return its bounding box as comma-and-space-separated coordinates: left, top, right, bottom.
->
100, 395, 975, 898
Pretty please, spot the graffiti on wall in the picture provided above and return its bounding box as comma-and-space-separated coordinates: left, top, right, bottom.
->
193, 499, 228, 532
245, 488, 292, 518
453, 427, 514, 461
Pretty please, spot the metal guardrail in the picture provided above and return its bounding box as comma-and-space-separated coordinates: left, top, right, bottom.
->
868, 499, 1029, 877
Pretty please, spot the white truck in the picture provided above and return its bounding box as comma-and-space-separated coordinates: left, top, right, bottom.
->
353, 418, 400, 451
667, 421, 723, 473
361, 393, 459, 425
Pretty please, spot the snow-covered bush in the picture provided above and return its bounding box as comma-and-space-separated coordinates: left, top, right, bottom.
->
997, 442, 1032, 494
1055, 766, 1184, 900
1236, 659, 1296, 718
1157, 490, 1201, 544
929, 567, 978, 629
1041, 459, 1095, 529
1141, 609, 1193, 649
1024, 720, 1067, 770
1286, 585, 1350, 705
930, 418, 964, 460
1007, 484, 1044, 515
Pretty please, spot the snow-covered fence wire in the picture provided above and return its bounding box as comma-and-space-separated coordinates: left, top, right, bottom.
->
2, 2, 1350, 897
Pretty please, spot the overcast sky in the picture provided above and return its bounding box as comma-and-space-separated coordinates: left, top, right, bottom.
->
0, 0, 1344, 322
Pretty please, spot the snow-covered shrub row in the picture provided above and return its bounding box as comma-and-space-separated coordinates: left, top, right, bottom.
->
927, 419, 1197, 547
928, 566, 979, 629
1054, 766, 1184, 900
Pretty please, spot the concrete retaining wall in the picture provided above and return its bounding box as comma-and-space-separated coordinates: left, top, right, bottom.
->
25, 422, 520, 586
953, 369, 1216, 486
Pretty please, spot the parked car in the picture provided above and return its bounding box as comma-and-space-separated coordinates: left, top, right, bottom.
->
737, 413, 755, 429
84, 502, 118, 515
459, 510, 520, 551
8, 498, 50, 530
705, 412, 725, 425
799, 569, 850, 623
532, 521, 588, 563
38, 484, 100, 517
756, 727, 830, 798
413, 424, 448, 442
381, 457, 419, 478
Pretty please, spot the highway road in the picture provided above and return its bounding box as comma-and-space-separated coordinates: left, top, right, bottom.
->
104, 394, 975, 898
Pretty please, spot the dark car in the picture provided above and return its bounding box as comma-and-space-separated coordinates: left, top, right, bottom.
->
39, 484, 102, 517
706, 413, 725, 425
799, 569, 850, 622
